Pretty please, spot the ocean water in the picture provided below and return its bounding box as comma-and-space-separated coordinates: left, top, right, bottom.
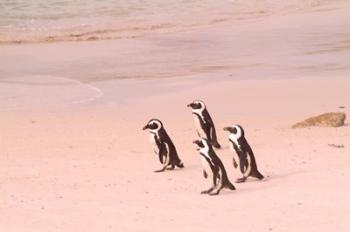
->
0, 0, 327, 44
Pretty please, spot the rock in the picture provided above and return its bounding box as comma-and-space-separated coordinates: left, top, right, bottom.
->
292, 112, 346, 128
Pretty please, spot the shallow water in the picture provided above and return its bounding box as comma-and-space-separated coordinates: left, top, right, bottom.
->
0, 0, 328, 44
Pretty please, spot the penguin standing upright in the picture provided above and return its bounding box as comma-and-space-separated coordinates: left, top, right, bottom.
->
143, 119, 184, 172
187, 100, 221, 148
224, 124, 264, 183
193, 138, 235, 195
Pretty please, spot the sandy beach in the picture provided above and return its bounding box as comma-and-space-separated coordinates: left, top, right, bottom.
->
1, 1, 350, 231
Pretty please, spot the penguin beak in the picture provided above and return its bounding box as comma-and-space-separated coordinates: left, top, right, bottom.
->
223, 127, 232, 132
142, 125, 148, 130
187, 103, 193, 108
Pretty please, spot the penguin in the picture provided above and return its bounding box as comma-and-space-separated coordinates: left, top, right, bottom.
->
187, 100, 221, 148
143, 119, 184, 172
223, 124, 264, 183
193, 138, 235, 195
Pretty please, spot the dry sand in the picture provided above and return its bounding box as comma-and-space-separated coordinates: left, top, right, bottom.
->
1, 1, 350, 232
1, 77, 349, 232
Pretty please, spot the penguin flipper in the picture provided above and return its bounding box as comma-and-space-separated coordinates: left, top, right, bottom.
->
236, 177, 247, 183
158, 153, 165, 164
209, 125, 221, 149
239, 155, 247, 174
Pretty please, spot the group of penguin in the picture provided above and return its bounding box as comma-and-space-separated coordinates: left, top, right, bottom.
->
142, 100, 264, 196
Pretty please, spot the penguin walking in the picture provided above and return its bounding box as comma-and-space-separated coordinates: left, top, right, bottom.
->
143, 119, 184, 172
187, 100, 221, 148
223, 125, 264, 183
193, 138, 235, 195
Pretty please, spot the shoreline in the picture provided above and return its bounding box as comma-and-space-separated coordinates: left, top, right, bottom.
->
1, 0, 349, 85
1, 74, 349, 118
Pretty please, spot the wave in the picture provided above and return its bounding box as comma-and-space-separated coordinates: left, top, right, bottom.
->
0, 0, 335, 44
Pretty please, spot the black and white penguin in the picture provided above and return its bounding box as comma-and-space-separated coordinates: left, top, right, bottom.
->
143, 119, 184, 172
193, 138, 235, 195
223, 124, 264, 183
187, 100, 221, 149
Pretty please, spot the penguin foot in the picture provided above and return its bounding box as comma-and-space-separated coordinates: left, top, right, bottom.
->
208, 191, 220, 196
200, 188, 214, 194
235, 177, 247, 183
154, 168, 166, 173
166, 165, 175, 170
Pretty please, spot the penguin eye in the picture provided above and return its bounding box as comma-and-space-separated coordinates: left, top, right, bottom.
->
152, 123, 159, 129
194, 103, 201, 109
148, 122, 157, 129
232, 128, 237, 134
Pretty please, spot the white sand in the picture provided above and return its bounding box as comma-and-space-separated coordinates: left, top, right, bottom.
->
1, 1, 350, 231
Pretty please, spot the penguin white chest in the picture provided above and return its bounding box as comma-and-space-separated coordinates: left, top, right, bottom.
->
229, 136, 241, 166
229, 141, 235, 152
200, 155, 213, 179
193, 115, 207, 139
229, 134, 241, 150
149, 134, 159, 153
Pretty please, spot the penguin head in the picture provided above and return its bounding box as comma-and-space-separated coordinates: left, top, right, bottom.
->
187, 100, 206, 112
193, 138, 210, 152
143, 119, 163, 132
223, 124, 245, 139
